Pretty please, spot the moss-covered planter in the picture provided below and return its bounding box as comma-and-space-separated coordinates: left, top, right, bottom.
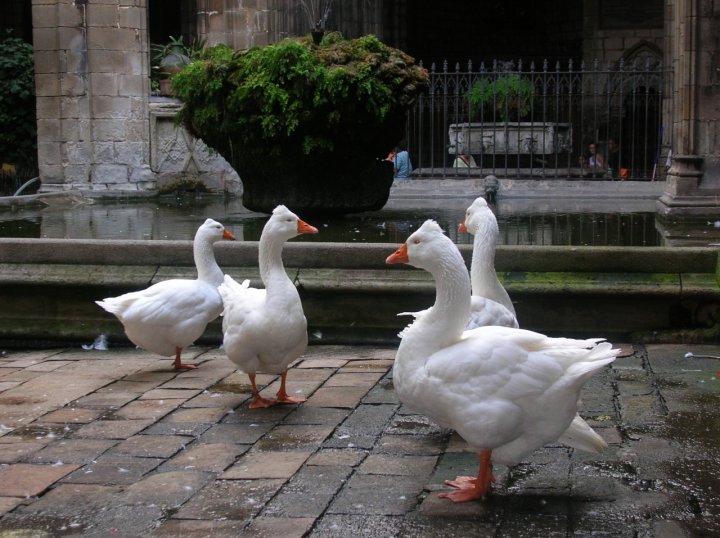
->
172, 33, 427, 214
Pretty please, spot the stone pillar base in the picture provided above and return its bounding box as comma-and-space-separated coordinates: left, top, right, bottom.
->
657, 155, 720, 216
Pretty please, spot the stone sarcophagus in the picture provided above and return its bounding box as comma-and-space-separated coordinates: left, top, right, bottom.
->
448, 122, 573, 155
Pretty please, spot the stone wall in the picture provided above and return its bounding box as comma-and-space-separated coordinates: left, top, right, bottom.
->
33, 0, 155, 192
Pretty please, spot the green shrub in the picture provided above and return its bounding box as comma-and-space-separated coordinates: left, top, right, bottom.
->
172, 32, 428, 161
0, 35, 37, 167
467, 74, 534, 122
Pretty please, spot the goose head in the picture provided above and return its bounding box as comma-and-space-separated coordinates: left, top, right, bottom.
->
264, 205, 318, 241
458, 196, 498, 239
386, 220, 459, 272
196, 218, 236, 243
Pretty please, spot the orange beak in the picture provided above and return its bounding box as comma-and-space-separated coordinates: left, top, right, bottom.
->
297, 218, 319, 235
458, 222, 468, 233
386, 243, 409, 264
223, 229, 236, 240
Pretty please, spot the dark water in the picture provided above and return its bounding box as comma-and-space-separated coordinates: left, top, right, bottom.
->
0, 194, 710, 247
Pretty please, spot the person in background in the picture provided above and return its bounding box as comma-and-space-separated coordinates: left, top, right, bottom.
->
392, 140, 412, 179
579, 142, 605, 176
606, 138, 621, 178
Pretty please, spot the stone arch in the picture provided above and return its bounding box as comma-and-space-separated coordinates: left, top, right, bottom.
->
620, 40, 663, 70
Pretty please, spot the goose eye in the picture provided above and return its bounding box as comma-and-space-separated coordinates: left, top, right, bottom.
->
412, 239, 420, 245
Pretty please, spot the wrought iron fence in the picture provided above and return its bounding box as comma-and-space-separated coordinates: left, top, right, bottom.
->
405, 58, 669, 181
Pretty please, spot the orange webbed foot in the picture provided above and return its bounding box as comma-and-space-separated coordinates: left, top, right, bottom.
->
439, 449, 494, 503
275, 394, 306, 405
249, 395, 277, 409
439, 483, 490, 503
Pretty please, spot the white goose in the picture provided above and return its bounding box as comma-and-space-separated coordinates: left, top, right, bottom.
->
386, 220, 618, 502
219, 205, 318, 409
461, 197, 608, 454
96, 218, 235, 370
398, 197, 517, 332
459, 196, 517, 328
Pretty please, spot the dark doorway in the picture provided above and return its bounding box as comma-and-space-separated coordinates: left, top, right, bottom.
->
0, 0, 33, 43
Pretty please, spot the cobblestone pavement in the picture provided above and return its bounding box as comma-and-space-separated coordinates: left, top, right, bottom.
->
0, 343, 719, 537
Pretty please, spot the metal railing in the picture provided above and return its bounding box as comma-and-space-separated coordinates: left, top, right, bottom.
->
406, 58, 669, 181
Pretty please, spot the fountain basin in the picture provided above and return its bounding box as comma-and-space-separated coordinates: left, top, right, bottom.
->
1, 239, 718, 347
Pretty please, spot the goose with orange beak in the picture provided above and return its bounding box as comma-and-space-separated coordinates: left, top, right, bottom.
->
219, 205, 318, 408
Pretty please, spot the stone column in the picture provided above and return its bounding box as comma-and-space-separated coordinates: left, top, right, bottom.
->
659, 0, 720, 216
33, 0, 154, 192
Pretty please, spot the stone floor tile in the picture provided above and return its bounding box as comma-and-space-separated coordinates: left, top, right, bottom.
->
97, 379, 166, 393
112, 398, 185, 420
0, 368, 21, 379
73, 390, 140, 409
327, 474, 425, 515
221, 404, 293, 425
122, 470, 212, 509
28, 438, 117, 464
159, 376, 217, 390
198, 422, 273, 445
359, 454, 438, 477
143, 421, 214, 438
162, 406, 229, 423
0, 370, 39, 383
5, 422, 78, 442
122, 371, 175, 384
221, 451, 311, 479
72, 419, 154, 440
0, 463, 80, 497
323, 372, 385, 387
297, 358, 348, 368
147, 519, 248, 537
309, 514, 404, 537
0, 496, 25, 514
173, 478, 285, 520
361, 376, 400, 404
375, 433, 449, 456
341, 359, 394, 372
182, 391, 249, 409
304, 385, 370, 408
254, 425, 335, 452
41, 407, 105, 424
244, 516, 315, 537
324, 404, 397, 450
160, 442, 247, 472
140, 388, 203, 400
264, 465, 352, 517
62, 455, 162, 485
0, 381, 21, 391
108, 434, 189, 459
307, 448, 367, 467
281, 406, 350, 427
26, 360, 73, 372
0, 438, 47, 463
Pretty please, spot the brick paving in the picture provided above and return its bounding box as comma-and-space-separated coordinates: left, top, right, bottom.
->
0, 343, 718, 537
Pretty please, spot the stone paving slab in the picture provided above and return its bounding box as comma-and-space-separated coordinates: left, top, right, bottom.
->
0, 343, 718, 536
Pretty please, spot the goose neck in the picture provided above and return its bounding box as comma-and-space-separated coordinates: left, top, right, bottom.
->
194, 237, 223, 286
259, 233, 290, 288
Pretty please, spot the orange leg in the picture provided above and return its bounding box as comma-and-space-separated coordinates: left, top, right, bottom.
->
439, 449, 495, 502
274, 370, 306, 405
173, 347, 197, 370
248, 373, 276, 409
